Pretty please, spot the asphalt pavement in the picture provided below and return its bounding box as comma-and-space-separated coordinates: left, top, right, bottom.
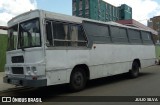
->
0, 65, 160, 105
0, 72, 14, 92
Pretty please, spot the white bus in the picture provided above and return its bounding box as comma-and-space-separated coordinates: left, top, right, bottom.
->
4, 10, 156, 91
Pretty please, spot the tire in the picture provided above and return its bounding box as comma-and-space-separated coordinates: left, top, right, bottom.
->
69, 68, 87, 91
129, 62, 140, 78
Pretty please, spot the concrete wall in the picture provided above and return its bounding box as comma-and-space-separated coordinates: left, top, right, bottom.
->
0, 30, 7, 35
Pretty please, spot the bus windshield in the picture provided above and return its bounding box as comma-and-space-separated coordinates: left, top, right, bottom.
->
8, 25, 18, 51
8, 18, 41, 51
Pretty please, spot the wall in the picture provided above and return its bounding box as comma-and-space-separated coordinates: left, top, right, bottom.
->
0, 30, 7, 72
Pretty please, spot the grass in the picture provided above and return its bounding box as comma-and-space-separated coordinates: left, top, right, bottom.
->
156, 45, 160, 59
0, 34, 7, 72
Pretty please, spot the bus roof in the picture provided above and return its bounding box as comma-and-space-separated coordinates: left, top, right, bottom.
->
8, 9, 151, 33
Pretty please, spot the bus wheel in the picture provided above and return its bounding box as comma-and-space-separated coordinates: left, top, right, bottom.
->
129, 62, 140, 78
69, 68, 87, 91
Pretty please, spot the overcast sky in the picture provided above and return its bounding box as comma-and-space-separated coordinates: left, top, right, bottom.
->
0, 0, 160, 26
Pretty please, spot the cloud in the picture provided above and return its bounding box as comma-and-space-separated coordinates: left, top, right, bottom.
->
0, 0, 37, 26
103, 0, 160, 25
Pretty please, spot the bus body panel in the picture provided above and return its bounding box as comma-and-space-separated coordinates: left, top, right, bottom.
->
45, 44, 155, 86
5, 48, 46, 77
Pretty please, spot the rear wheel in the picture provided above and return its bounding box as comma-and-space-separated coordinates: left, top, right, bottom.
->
69, 68, 87, 91
129, 62, 140, 78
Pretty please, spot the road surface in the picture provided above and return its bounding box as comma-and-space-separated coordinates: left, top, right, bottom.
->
0, 65, 160, 105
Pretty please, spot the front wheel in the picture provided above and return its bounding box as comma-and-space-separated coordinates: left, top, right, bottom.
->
129, 62, 140, 78
69, 68, 87, 92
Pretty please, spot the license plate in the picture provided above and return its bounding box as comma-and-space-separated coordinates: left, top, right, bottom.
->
11, 79, 19, 85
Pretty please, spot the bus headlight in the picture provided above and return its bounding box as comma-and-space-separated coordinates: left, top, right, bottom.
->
26, 67, 31, 74
5, 67, 10, 74
32, 67, 37, 74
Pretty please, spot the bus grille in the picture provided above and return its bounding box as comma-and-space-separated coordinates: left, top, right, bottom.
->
12, 56, 24, 63
12, 67, 24, 74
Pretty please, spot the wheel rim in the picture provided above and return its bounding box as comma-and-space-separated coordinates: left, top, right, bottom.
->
73, 72, 83, 87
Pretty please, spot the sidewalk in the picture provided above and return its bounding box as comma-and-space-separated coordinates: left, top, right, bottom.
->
0, 72, 15, 92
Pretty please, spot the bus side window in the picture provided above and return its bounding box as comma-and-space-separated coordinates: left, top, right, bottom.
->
141, 31, 153, 45
70, 25, 78, 46
46, 21, 87, 47
46, 21, 53, 46
78, 25, 87, 46
110, 26, 128, 43
69, 25, 87, 46
52, 22, 68, 46
128, 29, 142, 44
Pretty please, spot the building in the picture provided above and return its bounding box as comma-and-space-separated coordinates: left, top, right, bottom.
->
72, 0, 132, 22
0, 26, 8, 72
119, 4, 132, 20
148, 16, 160, 40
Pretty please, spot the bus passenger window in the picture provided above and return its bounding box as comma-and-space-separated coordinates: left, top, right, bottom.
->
52, 22, 68, 46
111, 26, 128, 43
141, 31, 153, 44
46, 21, 53, 46
69, 25, 87, 46
70, 25, 78, 46
128, 29, 142, 44
78, 26, 87, 46
46, 21, 87, 47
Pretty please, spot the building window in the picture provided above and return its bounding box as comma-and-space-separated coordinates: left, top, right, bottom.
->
73, 11, 76, 16
113, 7, 115, 16
73, 1, 76, 11
85, 14, 89, 18
79, 0, 82, 10
85, 0, 89, 9
106, 4, 108, 15
79, 10, 83, 16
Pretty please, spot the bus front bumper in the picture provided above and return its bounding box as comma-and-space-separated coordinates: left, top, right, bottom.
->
3, 76, 47, 87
